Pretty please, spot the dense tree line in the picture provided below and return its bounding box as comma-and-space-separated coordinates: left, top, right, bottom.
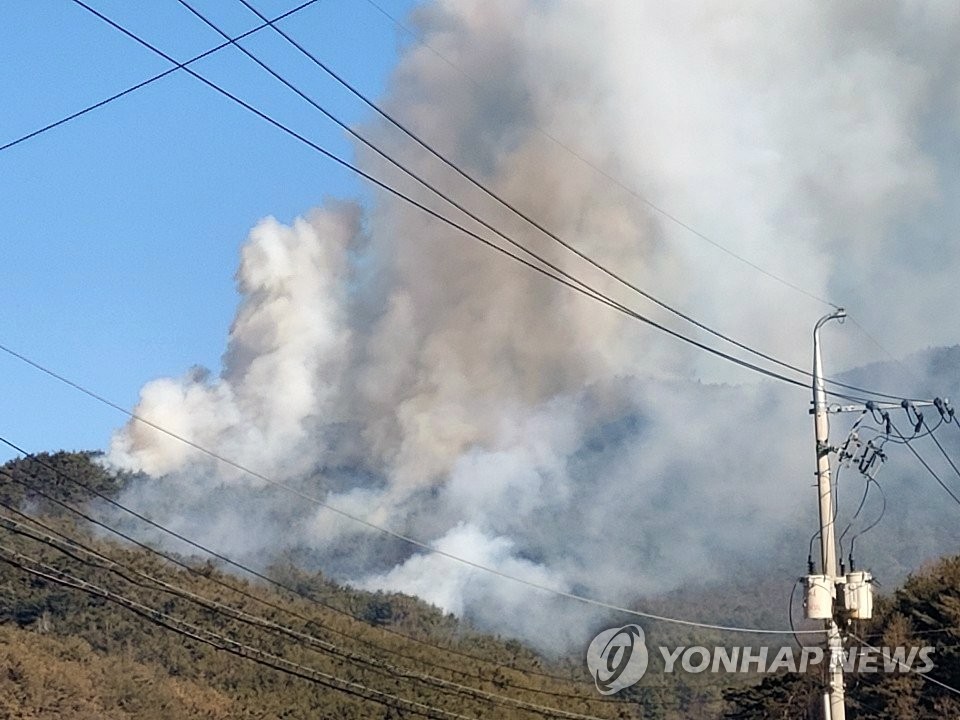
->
0, 452, 956, 718
0, 453, 627, 719
724, 557, 960, 718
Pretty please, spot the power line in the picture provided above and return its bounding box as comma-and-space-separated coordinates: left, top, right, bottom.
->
75, 1, 856, 400
849, 632, 960, 699
1, 334, 872, 606
228, 0, 810, 368
834, 416, 888, 562
173, 0, 844, 398
7, 7, 955, 708
922, 416, 960, 490
0, 0, 322, 153
15, 4, 882, 401
7, 0, 830, 330
0, 540, 435, 719
846, 479, 886, 565
0, 543, 480, 720
9, 2, 918, 404
0, 509, 610, 720
889, 419, 960, 508
49, 0, 901, 405
226, 0, 922, 404
0, 457, 670, 699
11, 0, 940, 639
0, 0, 848, 382
18, 3, 948, 640
0, 459, 614, 695
837, 475, 880, 563
0, 434, 822, 637
358, 0, 841, 310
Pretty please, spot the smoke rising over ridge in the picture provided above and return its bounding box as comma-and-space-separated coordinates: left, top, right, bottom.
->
107, 1, 960, 651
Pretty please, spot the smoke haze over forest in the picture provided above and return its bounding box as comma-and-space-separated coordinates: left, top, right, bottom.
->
104, 1, 960, 651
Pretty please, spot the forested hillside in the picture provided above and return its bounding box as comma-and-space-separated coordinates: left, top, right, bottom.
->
723, 556, 960, 718
0, 452, 632, 719
0, 452, 957, 718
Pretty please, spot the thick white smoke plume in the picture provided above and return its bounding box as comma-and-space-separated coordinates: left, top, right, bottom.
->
111, 210, 355, 481
107, 1, 960, 651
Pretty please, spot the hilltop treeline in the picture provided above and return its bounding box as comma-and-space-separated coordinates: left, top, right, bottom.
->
0, 452, 628, 719
0, 452, 957, 718
724, 556, 960, 718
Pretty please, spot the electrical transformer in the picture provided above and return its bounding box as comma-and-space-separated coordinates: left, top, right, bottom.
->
843, 571, 874, 620
804, 574, 834, 620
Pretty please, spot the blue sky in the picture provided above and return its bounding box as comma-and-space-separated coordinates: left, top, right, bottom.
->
1, 0, 420, 460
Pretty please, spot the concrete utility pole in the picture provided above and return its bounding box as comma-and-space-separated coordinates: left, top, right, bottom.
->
812, 308, 847, 720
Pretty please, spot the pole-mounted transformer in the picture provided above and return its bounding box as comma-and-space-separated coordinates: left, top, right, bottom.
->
804, 574, 834, 621
842, 571, 873, 620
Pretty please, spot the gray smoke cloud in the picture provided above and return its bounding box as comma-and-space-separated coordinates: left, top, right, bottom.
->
105, 1, 960, 652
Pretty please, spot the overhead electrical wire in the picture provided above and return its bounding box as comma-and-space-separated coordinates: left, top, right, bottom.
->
848, 633, 960, 698
62, 3, 828, 400
0, 510, 610, 720
846, 480, 886, 566
171, 0, 845, 398
834, 415, 886, 562
0, 434, 822, 637
832, 404, 960, 566
4, 7, 955, 708
52, 1, 919, 410
867, 420, 942, 446
889, 418, 960, 508
0, 460, 619, 697
810, 405, 939, 571
0, 328, 874, 624
809, 403, 960, 573
0, 460, 668, 700
4, 0, 838, 351
358, 0, 843, 312
922, 416, 960, 488
837, 475, 878, 563
787, 578, 805, 649
0, 0, 322, 154
3, 0, 835, 315
5, 2, 922, 404
0, 543, 481, 720
276, 0, 839, 309
0, 1, 937, 641
220, 0, 923, 404
830, 413, 874, 529
0, 11, 960, 696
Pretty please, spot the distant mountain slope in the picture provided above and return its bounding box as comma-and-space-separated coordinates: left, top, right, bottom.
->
640, 344, 960, 630
0, 626, 234, 720
723, 553, 960, 718
2, 334, 957, 720
0, 452, 630, 719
